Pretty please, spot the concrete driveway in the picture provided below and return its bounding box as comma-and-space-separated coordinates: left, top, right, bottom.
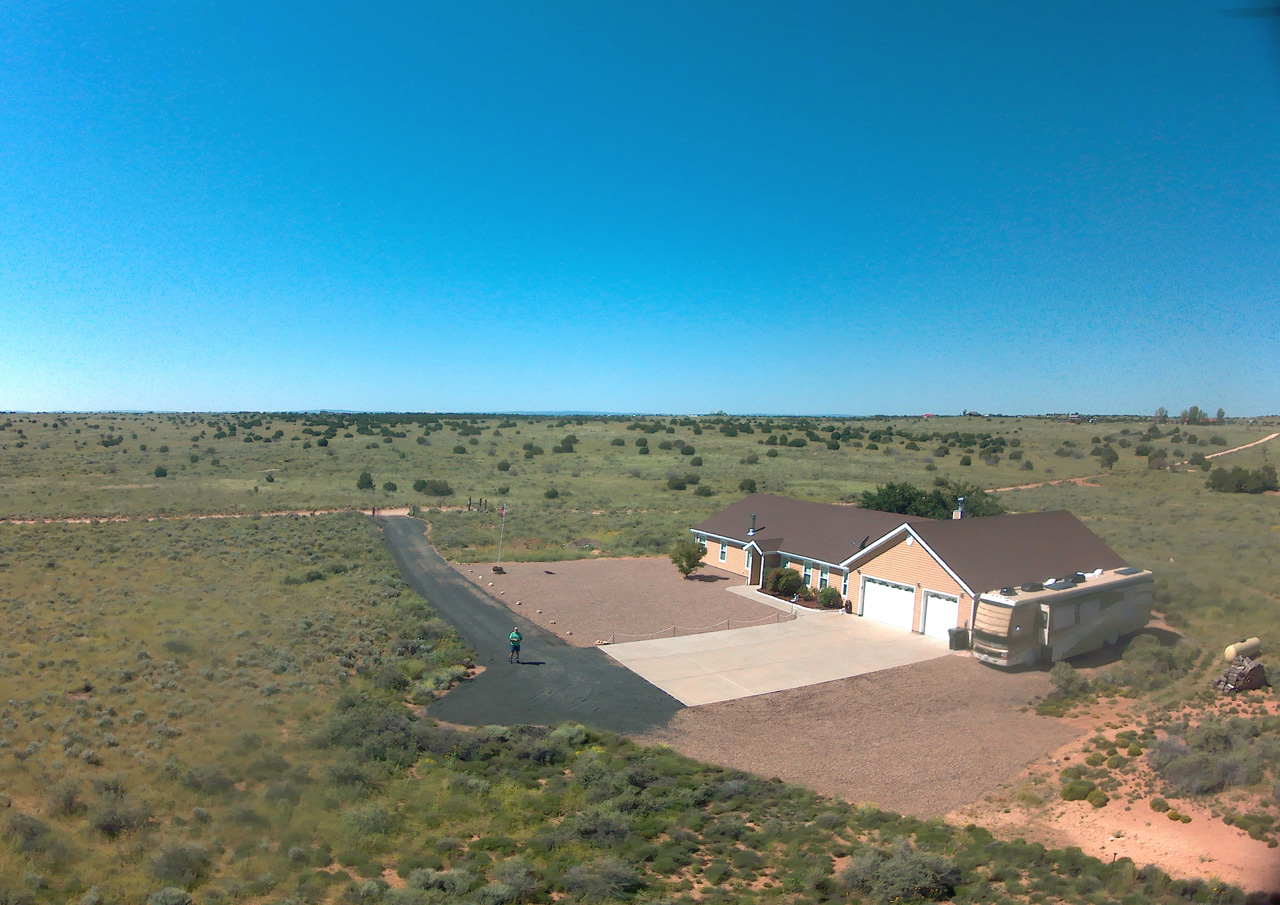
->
603, 611, 951, 705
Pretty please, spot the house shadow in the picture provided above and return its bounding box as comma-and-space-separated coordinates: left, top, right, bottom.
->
687, 573, 729, 583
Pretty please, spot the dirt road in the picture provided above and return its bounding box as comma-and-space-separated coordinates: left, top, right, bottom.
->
377, 516, 683, 734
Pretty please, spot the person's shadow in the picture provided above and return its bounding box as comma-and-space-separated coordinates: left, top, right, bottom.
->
514, 660, 545, 666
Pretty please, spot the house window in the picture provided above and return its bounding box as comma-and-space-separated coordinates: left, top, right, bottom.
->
819, 567, 829, 589
841, 572, 849, 596
780, 556, 789, 568
696, 535, 706, 549
718, 542, 727, 563
802, 562, 812, 584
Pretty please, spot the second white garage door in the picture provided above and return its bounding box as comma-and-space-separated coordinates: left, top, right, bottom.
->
860, 577, 915, 631
922, 591, 960, 640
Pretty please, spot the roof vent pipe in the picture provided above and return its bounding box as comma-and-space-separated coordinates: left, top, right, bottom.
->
747, 514, 756, 537
952, 496, 966, 520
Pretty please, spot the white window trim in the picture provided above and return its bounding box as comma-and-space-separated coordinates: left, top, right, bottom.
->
718, 542, 727, 563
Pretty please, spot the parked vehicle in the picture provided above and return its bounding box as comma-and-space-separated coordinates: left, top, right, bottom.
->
972, 567, 1153, 668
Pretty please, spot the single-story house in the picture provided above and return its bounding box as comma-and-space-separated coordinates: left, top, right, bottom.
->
690, 494, 1137, 642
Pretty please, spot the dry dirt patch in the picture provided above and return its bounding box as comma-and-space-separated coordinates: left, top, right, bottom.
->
950, 698, 1280, 894
451, 558, 785, 646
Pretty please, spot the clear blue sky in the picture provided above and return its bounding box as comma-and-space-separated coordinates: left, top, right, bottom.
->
2, 2, 1277, 415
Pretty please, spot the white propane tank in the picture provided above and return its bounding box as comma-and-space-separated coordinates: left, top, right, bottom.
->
1224, 637, 1262, 661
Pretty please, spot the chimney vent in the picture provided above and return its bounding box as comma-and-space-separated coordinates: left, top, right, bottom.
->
747, 514, 757, 536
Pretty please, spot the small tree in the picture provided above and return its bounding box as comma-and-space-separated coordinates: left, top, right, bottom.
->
154, 466, 167, 478
669, 540, 706, 579
382, 481, 397, 492
356, 471, 374, 490
738, 478, 757, 493
1098, 447, 1119, 469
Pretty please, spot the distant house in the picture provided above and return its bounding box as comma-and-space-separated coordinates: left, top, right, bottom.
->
690, 494, 1140, 642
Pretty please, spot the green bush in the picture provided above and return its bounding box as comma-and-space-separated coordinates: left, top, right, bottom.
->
357, 471, 374, 490
817, 587, 842, 608
149, 843, 212, 887
1150, 798, 1169, 812
544, 488, 559, 499
1086, 789, 1109, 808
414, 479, 453, 496
738, 478, 757, 493
834, 840, 959, 903
154, 466, 167, 478
453, 445, 467, 454
766, 568, 803, 596
1061, 779, 1096, 801
382, 481, 397, 492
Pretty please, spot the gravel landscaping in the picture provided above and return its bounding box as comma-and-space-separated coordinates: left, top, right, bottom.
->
452, 557, 788, 646
637, 655, 1083, 819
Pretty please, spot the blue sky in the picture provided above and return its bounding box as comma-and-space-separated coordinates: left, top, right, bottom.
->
2, 2, 1277, 415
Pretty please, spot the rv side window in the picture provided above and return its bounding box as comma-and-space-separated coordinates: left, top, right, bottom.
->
1053, 605, 1077, 629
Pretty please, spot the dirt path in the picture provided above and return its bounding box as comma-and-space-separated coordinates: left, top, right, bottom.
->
377, 516, 683, 734
1204, 431, 1279, 459
991, 432, 1280, 493
0, 506, 412, 526
992, 475, 1106, 493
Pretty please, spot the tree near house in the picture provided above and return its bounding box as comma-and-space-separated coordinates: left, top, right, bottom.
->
669, 540, 706, 579
356, 471, 374, 490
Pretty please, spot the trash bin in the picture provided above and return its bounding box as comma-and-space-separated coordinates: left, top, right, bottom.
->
843, 601, 853, 615
948, 627, 970, 651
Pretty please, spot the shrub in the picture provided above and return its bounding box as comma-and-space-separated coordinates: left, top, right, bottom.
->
357, 471, 374, 490
611, 438, 625, 446
693, 485, 714, 496
817, 587, 842, 608
147, 890, 193, 905
834, 840, 959, 903
765, 448, 778, 457
666, 476, 686, 491
149, 843, 212, 887
382, 481, 397, 492
559, 857, 641, 903
154, 466, 167, 478
739, 478, 757, 493
1048, 662, 1090, 697
1086, 789, 1109, 808
1150, 798, 1169, 812
1061, 779, 1096, 801
680, 445, 695, 456
453, 445, 467, 455
544, 488, 559, 499
765, 567, 803, 596
690, 456, 703, 466
959, 455, 972, 466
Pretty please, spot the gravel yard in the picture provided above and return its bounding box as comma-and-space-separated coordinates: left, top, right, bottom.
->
452, 557, 786, 646
636, 655, 1081, 818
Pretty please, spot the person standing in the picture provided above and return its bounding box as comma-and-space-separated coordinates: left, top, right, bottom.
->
508, 627, 522, 663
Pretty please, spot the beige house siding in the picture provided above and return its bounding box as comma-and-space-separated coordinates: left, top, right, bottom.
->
853, 534, 972, 631
705, 539, 749, 579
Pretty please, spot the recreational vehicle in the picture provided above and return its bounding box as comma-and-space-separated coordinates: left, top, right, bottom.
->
971, 567, 1153, 668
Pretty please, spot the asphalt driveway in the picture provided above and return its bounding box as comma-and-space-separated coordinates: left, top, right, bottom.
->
378, 516, 683, 733
604, 611, 951, 705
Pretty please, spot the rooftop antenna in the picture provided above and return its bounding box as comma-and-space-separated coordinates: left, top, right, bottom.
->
747, 514, 757, 536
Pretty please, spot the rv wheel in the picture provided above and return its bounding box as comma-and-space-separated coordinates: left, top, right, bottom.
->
1105, 631, 1119, 646
1025, 648, 1039, 668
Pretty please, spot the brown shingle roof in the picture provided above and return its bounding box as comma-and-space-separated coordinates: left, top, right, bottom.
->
692, 494, 929, 566
906, 510, 1130, 595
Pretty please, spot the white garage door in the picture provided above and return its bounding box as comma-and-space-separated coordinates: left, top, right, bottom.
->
922, 591, 960, 641
861, 577, 915, 632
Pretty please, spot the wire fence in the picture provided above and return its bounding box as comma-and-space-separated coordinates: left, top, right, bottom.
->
602, 609, 797, 645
